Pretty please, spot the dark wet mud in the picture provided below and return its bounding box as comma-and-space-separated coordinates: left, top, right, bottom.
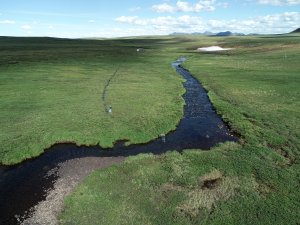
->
0, 59, 237, 224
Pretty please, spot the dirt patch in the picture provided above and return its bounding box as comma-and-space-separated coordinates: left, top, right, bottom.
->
21, 156, 124, 225
201, 178, 222, 189
198, 169, 223, 189
176, 170, 239, 218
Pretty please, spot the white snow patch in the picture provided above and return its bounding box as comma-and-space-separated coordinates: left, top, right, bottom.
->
197, 46, 233, 52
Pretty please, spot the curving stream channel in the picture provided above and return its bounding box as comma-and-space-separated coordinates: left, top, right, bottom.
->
0, 58, 238, 224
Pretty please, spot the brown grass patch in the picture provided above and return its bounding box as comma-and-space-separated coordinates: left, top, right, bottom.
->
176, 169, 239, 218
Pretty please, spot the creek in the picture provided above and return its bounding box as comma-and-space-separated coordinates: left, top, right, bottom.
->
0, 59, 237, 224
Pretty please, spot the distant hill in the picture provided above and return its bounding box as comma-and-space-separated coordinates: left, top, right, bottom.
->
170, 32, 190, 36
202, 31, 215, 36
170, 31, 245, 36
291, 28, 300, 33
215, 31, 245, 36
215, 31, 232, 36
170, 31, 214, 36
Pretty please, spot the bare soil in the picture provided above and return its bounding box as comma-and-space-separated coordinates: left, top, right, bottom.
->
21, 156, 124, 225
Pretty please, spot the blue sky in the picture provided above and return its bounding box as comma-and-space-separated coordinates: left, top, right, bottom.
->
0, 0, 299, 37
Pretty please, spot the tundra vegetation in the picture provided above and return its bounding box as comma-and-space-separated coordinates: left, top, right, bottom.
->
0, 34, 299, 224
0, 37, 184, 165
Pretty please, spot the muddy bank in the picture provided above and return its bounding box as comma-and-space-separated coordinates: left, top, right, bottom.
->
0, 59, 237, 224
21, 157, 124, 225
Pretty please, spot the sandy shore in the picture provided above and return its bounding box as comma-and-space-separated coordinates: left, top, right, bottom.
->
21, 156, 124, 225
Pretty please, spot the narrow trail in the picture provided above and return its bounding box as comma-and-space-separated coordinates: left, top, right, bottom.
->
102, 66, 120, 111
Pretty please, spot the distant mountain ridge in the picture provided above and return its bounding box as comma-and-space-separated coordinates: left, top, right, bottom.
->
214, 31, 246, 36
170, 31, 245, 36
291, 28, 300, 33
170, 31, 214, 36
170, 28, 299, 36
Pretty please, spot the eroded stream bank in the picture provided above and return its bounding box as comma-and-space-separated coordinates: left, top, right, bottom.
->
0, 59, 237, 225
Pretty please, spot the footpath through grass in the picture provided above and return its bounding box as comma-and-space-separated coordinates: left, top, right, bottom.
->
59, 35, 300, 225
0, 37, 184, 165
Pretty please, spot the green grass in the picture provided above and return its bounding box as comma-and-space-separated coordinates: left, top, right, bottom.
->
60, 144, 300, 225
58, 34, 300, 225
184, 35, 300, 160
1, 34, 299, 224
0, 37, 184, 165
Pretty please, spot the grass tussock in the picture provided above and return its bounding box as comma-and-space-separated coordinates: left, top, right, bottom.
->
176, 176, 238, 218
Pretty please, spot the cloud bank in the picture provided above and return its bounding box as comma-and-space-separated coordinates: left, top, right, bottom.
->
115, 11, 300, 34
152, 0, 216, 13
257, 0, 300, 6
0, 20, 16, 24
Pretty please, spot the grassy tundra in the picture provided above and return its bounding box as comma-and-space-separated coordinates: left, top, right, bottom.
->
59, 35, 300, 225
0, 34, 299, 224
0, 37, 184, 165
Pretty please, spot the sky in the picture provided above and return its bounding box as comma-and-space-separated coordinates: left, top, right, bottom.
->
0, 0, 299, 38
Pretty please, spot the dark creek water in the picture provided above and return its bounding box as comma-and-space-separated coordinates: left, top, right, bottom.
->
0, 59, 237, 225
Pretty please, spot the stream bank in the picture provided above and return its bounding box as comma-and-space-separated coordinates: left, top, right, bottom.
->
0, 59, 237, 224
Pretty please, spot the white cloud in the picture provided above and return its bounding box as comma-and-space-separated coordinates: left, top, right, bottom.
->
258, 0, 300, 5
88, 19, 96, 23
0, 20, 16, 24
115, 15, 205, 32
129, 7, 141, 12
152, 0, 216, 13
115, 11, 300, 34
152, 3, 176, 13
177, 0, 215, 12
115, 16, 147, 25
21, 24, 31, 30
207, 12, 300, 33
48, 25, 54, 29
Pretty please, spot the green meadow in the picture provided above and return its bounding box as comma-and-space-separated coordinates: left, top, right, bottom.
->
0, 37, 184, 164
1, 34, 300, 224
60, 35, 299, 225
